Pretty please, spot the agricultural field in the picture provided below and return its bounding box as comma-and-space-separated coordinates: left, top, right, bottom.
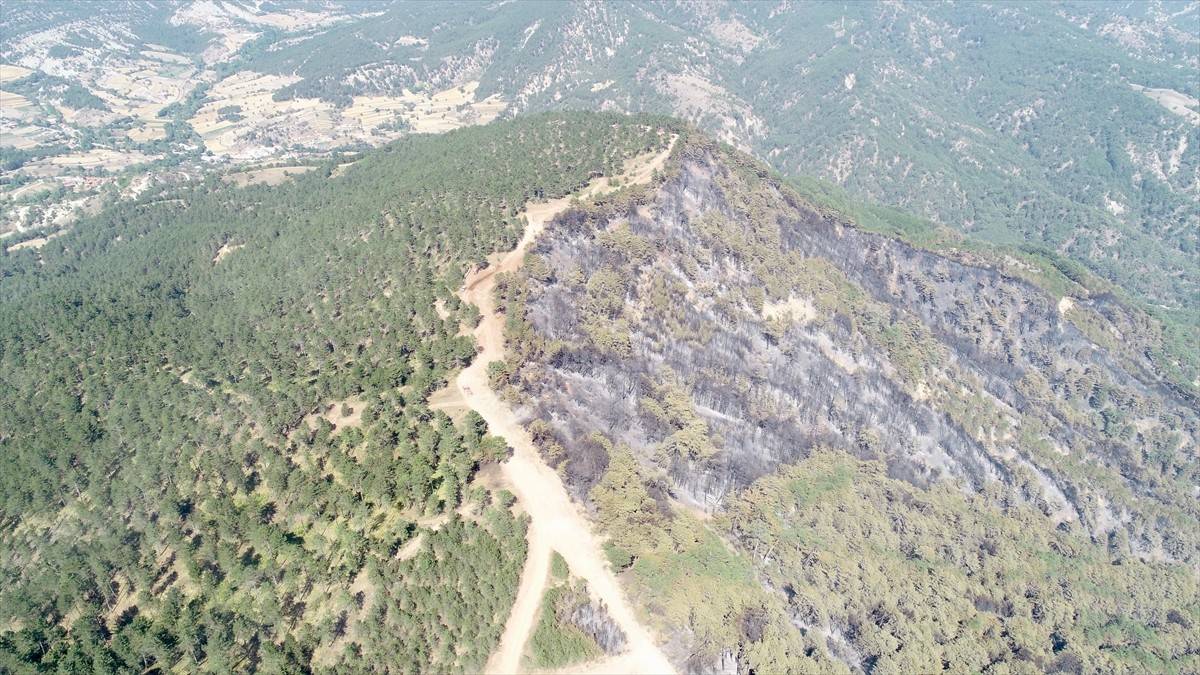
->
191, 76, 507, 159
0, 2, 502, 238
0, 64, 34, 85
0, 1, 508, 238
222, 164, 318, 188
88, 60, 198, 121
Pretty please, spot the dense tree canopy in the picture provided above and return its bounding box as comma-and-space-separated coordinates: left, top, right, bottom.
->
0, 112, 677, 672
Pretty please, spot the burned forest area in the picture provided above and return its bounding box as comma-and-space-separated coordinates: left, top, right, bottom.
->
496, 135, 1199, 673
2, 1, 1199, 671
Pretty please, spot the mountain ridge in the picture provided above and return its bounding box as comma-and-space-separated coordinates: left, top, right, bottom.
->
0, 89, 1196, 673
5, 0, 1194, 396
493, 126, 1199, 672
0, 113, 678, 673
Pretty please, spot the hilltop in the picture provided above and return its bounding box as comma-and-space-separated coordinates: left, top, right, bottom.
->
0, 113, 678, 673
3, 113, 1193, 672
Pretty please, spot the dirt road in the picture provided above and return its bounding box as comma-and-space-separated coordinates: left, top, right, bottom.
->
458, 143, 676, 675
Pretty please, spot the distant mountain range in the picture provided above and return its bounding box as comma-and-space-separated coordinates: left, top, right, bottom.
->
3, 0, 1196, 390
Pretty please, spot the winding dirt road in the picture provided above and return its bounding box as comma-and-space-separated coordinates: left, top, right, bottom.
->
456, 143, 676, 675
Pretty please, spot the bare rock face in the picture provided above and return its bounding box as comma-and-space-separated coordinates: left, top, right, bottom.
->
509, 137, 1199, 568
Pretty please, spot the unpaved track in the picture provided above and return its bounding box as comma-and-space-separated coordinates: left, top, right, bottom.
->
462, 143, 677, 675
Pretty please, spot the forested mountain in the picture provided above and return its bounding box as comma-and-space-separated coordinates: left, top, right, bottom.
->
1, 1, 213, 59
1, 2, 1198, 673
0, 113, 676, 672
3, 2, 1196, 382
496, 130, 1199, 672
1, 103, 1196, 673
219, 0, 1200, 385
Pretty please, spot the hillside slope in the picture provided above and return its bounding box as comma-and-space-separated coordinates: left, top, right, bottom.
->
0, 113, 676, 673
498, 131, 1200, 673
4, 3, 1197, 383
1, 107, 1196, 672
224, 1, 1199, 339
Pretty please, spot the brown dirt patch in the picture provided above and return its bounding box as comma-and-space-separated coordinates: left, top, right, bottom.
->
212, 242, 245, 263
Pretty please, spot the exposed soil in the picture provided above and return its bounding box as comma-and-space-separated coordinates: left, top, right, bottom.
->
762, 294, 817, 323
212, 242, 244, 263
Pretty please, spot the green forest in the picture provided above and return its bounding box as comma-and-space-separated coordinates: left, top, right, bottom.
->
524, 551, 605, 670
725, 451, 1199, 673
0, 113, 676, 672
577, 442, 1198, 673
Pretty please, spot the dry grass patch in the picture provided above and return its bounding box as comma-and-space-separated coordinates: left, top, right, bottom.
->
46, 148, 149, 171
0, 64, 34, 85
1131, 83, 1200, 125
218, 32, 258, 57
192, 75, 507, 157
140, 50, 192, 65
208, 71, 302, 100
340, 94, 415, 126
224, 165, 316, 187
212, 242, 245, 263
192, 73, 335, 154
6, 230, 66, 253
330, 160, 357, 178
762, 294, 817, 323
340, 81, 507, 134
93, 67, 196, 120
299, 396, 367, 434
6, 180, 55, 200
432, 81, 479, 104
407, 84, 507, 133
126, 121, 167, 143
0, 89, 34, 110
0, 127, 50, 150
427, 383, 470, 424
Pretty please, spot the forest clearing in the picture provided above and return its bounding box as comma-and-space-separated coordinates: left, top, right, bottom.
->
223, 165, 317, 187
1130, 83, 1200, 124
